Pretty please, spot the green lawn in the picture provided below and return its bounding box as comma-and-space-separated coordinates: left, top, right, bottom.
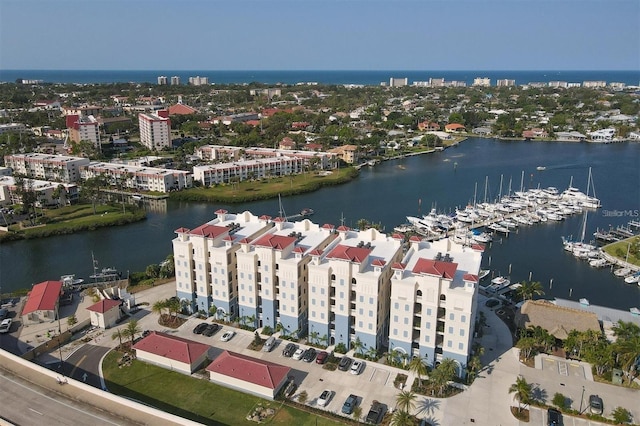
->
603, 236, 640, 267
170, 167, 358, 203
102, 351, 345, 426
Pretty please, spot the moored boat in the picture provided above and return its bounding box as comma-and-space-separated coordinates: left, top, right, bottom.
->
613, 267, 631, 277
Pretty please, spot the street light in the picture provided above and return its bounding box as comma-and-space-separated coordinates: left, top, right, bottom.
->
579, 386, 585, 413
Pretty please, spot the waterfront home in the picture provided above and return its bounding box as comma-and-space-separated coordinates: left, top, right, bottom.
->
418, 121, 440, 132
132, 331, 209, 375
445, 123, 466, 133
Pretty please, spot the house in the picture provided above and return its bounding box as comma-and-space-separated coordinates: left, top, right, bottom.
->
279, 137, 296, 150
21, 280, 63, 325
328, 145, 358, 164
206, 350, 291, 400
86, 299, 122, 329
515, 300, 601, 340
132, 331, 210, 374
167, 104, 198, 116
418, 121, 440, 132
445, 123, 466, 133
522, 128, 548, 139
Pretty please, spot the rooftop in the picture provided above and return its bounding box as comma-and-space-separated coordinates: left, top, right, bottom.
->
206, 350, 290, 389
22, 280, 63, 315
132, 331, 209, 364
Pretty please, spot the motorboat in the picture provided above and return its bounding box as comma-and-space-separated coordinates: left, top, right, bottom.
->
471, 231, 493, 243
613, 267, 631, 277
479, 269, 491, 280
300, 208, 314, 217
589, 258, 607, 268
624, 272, 640, 284
60, 274, 84, 288
487, 276, 511, 293
536, 166, 546, 171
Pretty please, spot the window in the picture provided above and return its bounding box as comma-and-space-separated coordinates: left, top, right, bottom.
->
200, 286, 203, 292
340, 279, 344, 286
426, 322, 430, 329
321, 288, 325, 295
320, 301, 325, 307
403, 330, 408, 337
405, 304, 409, 312
320, 313, 325, 319
394, 315, 398, 323
447, 340, 452, 348
331, 274, 335, 280
352, 278, 357, 284
461, 315, 466, 323
458, 342, 464, 350
368, 310, 373, 317
291, 282, 294, 289
448, 327, 454, 334
312, 299, 316, 305
362, 296, 366, 303
369, 297, 374, 305
312, 287, 316, 293
449, 313, 455, 321
358, 321, 363, 328
359, 308, 364, 315
425, 335, 430, 342
440, 294, 446, 301
427, 308, 432, 316
340, 291, 344, 299
312, 311, 316, 318
394, 329, 398, 336
460, 329, 465, 337
369, 323, 373, 330
241, 296, 245, 302
417, 289, 422, 297
404, 318, 408, 325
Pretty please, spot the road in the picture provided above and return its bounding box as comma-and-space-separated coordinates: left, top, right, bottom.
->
0, 367, 139, 426
64, 343, 110, 388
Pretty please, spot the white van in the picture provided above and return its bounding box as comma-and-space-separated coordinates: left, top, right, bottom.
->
262, 336, 277, 352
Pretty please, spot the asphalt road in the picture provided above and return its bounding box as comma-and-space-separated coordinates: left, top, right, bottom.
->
63, 343, 110, 389
0, 367, 138, 426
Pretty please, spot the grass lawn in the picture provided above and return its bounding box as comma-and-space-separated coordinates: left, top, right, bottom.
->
603, 236, 640, 267
102, 351, 344, 426
170, 167, 358, 203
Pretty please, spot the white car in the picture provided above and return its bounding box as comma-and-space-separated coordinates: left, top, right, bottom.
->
350, 359, 365, 375
317, 389, 332, 407
0, 318, 12, 334
220, 330, 235, 342
292, 348, 305, 360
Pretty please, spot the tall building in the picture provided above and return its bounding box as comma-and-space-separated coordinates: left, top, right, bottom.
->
496, 79, 516, 87
66, 114, 100, 147
389, 237, 483, 376
472, 77, 491, 87
157, 76, 168, 85
389, 77, 408, 87
138, 111, 171, 150
189, 76, 209, 86
170, 76, 181, 85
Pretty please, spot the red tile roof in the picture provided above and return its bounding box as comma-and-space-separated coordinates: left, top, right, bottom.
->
445, 123, 465, 131
206, 350, 290, 389
463, 274, 479, 283
190, 223, 229, 238
87, 299, 121, 314
22, 281, 63, 315
412, 259, 458, 279
253, 234, 297, 250
168, 104, 198, 115
133, 332, 209, 364
326, 244, 372, 263
175, 227, 190, 233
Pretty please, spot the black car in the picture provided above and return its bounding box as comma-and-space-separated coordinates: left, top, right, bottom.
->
202, 323, 220, 337
547, 408, 562, 426
282, 342, 298, 357
589, 394, 603, 415
302, 348, 317, 362
338, 356, 352, 371
193, 322, 208, 334
366, 400, 384, 425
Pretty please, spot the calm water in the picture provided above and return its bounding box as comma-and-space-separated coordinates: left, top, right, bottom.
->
1, 69, 639, 86
1, 139, 639, 310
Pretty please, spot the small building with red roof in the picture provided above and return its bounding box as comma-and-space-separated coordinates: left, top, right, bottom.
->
168, 103, 198, 116
86, 298, 122, 329
132, 331, 210, 374
206, 350, 291, 399
22, 280, 63, 325
445, 123, 466, 133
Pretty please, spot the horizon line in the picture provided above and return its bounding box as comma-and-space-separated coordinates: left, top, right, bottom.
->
2, 68, 639, 73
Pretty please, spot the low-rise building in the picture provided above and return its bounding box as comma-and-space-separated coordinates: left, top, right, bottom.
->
0, 176, 78, 206
0, 123, 28, 135
86, 299, 122, 329
133, 331, 210, 374
80, 161, 192, 193
22, 280, 63, 325
3, 153, 90, 183
192, 157, 305, 186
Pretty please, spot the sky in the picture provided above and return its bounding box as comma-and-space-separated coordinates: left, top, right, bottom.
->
1, 0, 639, 71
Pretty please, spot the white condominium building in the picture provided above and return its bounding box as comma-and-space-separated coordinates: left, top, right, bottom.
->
389, 237, 483, 376
472, 77, 491, 87
193, 157, 305, 186
66, 114, 100, 146
496, 79, 516, 87
138, 111, 171, 150
307, 227, 404, 352
0, 176, 79, 207
80, 162, 192, 193
195, 145, 338, 170
4, 153, 90, 183
157, 76, 168, 85
173, 210, 273, 317
0, 123, 28, 135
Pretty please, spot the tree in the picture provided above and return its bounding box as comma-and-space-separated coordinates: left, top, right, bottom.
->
611, 406, 632, 424
208, 304, 218, 318
152, 299, 168, 317
67, 315, 77, 327
552, 392, 568, 410
508, 375, 532, 413
122, 319, 141, 346
516, 336, 538, 360
111, 328, 123, 348
390, 409, 414, 426
297, 390, 308, 404
81, 175, 108, 215
516, 280, 545, 301
408, 356, 428, 386
395, 389, 417, 413
167, 297, 181, 318
351, 337, 365, 356
429, 359, 457, 397
366, 345, 378, 361
352, 405, 363, 424
614, 333, 640, 384
309, 330, 319, 345
145, 263, 161, 279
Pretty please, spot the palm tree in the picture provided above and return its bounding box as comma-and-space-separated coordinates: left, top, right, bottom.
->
152, 299, 168, 317
122, 319, 142, 346
430, 358, 457, 396
352, 405, 363, 424
395, 389, 417, 413
516, 280, 545, 301
614, 334, 640, 384
309, 330, 320, 345
366, 345, 378, 361
408, 356, 428, 386
351, 337, 365, 356
111, 328, 123, 348
208, 304, 218, 318
167, 297, 181, 319
390, 409, 414, 426
508, 375, 532, 413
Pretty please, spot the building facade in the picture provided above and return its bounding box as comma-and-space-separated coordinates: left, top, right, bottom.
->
388, 238, 483, 376
4, 153, 90, 183
157, 76, 168, 85
192, 157, 305, 186
0, 176, 78, 207
80, 161, 192, 193
472, 77, 491, 87
66, 114, 100, 146
138, 111, 171, 150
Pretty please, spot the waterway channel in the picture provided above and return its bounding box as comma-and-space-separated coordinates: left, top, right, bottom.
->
1, 138, 639, 310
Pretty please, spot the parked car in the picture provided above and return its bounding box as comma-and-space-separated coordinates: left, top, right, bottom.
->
547, 408, 562, 426
202, 323, 220, 337
292, 348, 305, 360
366, 400, 384, 424
315, 351, 329, 364
302, 348, 317, 363
589, 394, 603, 415
0, 308, 8, 320
317, 389, 332, 407
341, 394, 358, 415
220, 330, 235, 342
350, 359, 365, 375
262, 336, 277, 352
282, 342, 298, 357
338, 356, 352, 371
192, 322, 208, 334
0, 318, 12, 334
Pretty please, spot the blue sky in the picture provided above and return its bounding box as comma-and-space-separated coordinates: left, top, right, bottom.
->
1, 0, 638, 70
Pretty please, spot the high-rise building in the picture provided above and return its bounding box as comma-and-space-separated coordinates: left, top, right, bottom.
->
472, 77, 491, 87
496, 79, 516, 87
157, 76, 168, 85
389, 77, 408, 87
170, 76, 181, 85
138, 111, 171, 150
189, 76, 209, 86
66, 114, 100, 147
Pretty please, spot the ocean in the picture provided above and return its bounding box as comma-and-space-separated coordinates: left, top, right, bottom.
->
1, 70, 639, 86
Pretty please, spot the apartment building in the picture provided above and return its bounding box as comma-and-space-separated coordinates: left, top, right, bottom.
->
307, 227, 404, 352
157, 76, 168, 85
61, 105, 103, 117
138, 111, 171, 150
66, 114, 100, 146
189, 76, 209, 86
0, 123, 28, 135
472, 77, 491, 87
389, 237, 483, 376
0, 176, 78, 206
496, 79, 516, 87
389, 77, 408, 87
170, 76, 181, 85
582, 81, 606, 88
79, 161, 192, 193
195, 145, 338, 169
193, 157, 305, 186
4, 153, 90, 183
173, 210, 273, 317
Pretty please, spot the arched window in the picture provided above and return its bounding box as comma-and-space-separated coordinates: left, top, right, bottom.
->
439, 294, 446, 301
351, 278, 357, 284
416, 290, 423, 297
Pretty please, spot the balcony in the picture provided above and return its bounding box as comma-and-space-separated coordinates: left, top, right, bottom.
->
436, 321, 445, 333
437, 307, 446, 319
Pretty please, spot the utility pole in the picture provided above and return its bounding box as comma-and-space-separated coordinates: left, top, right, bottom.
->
579, 386, 585, 413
